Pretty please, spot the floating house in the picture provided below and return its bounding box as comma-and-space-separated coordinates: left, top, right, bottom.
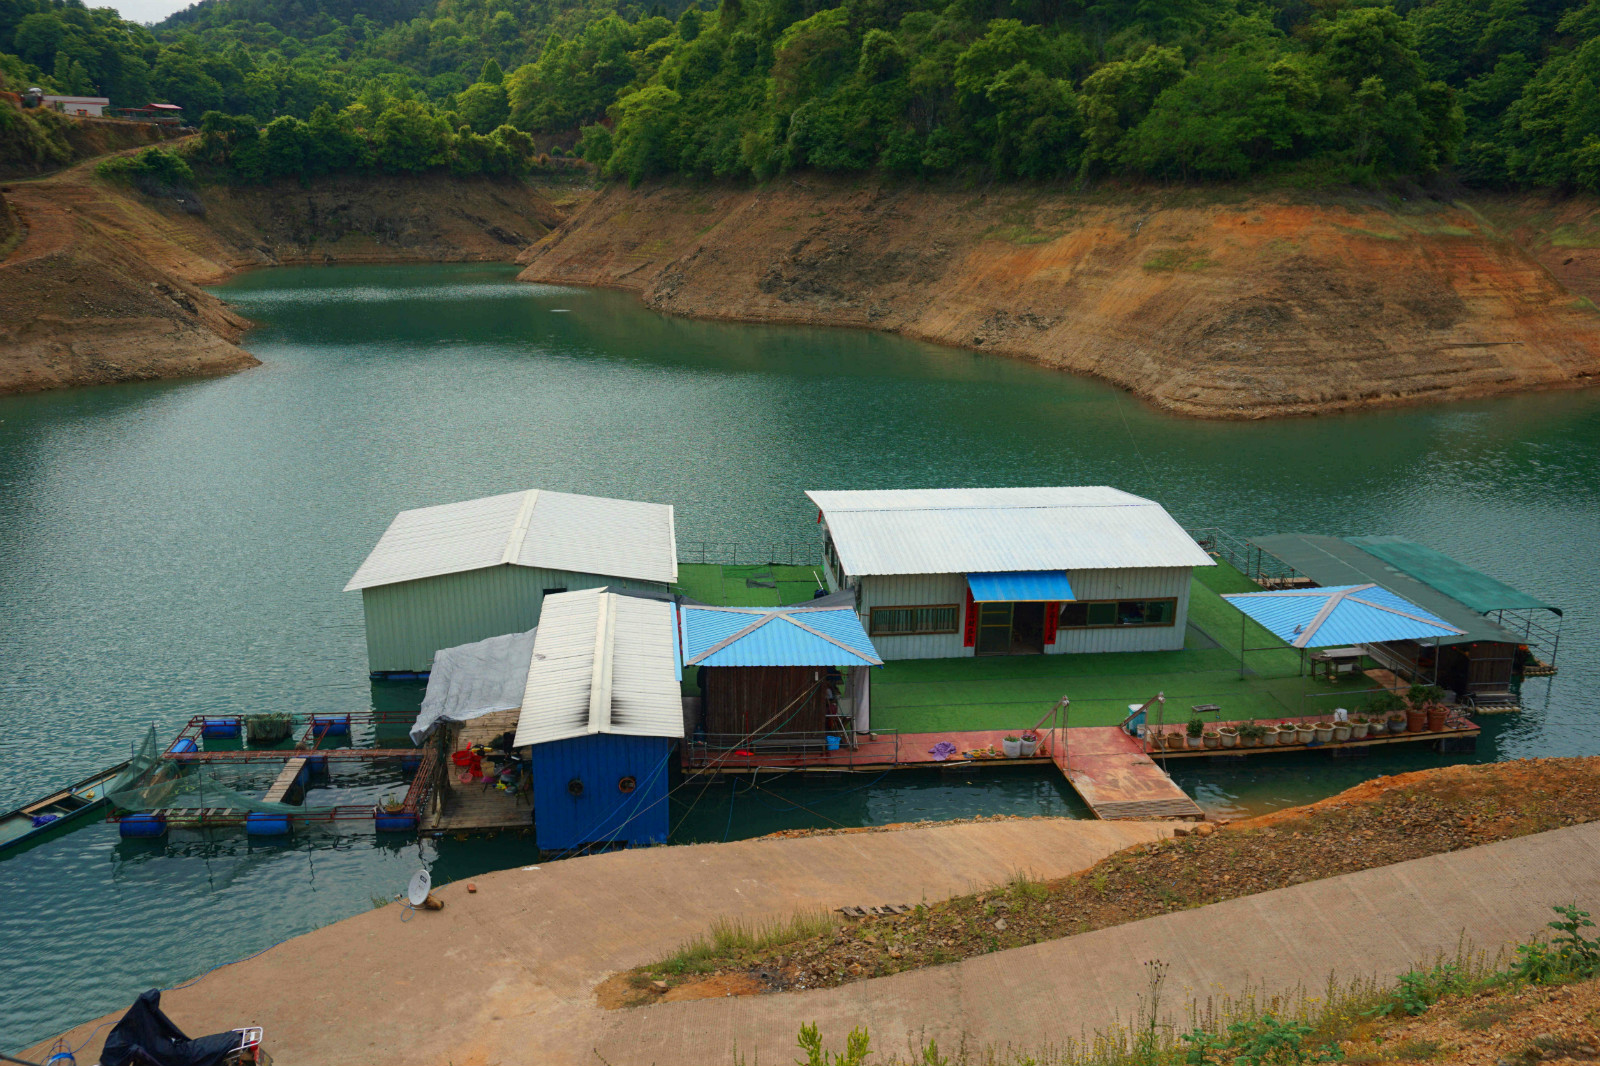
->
807, 487, 1215, 660
513, 588, 684, 851
679, 593, 881, 749
1247, 535, 1561, 703
345, 489, 678, 677
43, 95, 109, 116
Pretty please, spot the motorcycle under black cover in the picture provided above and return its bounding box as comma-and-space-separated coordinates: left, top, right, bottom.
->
99, 989, 240, 1066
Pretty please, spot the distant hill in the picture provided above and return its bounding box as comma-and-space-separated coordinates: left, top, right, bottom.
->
157, 0, 430, 37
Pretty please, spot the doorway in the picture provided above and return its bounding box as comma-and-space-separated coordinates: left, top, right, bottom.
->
975, 602, 1046, 656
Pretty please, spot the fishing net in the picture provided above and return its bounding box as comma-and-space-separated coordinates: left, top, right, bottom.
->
105, 726, 388, 819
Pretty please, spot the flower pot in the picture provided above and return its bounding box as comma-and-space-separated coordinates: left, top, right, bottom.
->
1351, 721, 1370, 740
1405, 709, 1427, 733
1002, 738, 1023, 758
1186, 735, 1204, 749
1332, 723, 1352, 743
1388, 716, 1407, 734
1020, 737, 1039, 756
1314, 723, 1334, 743
1241, 734, 1259, 748
1278, 726, 1299, 745
1426, 707, 1448, 732
1219, 730, 1238, 749
1296, 724, 1316, 744
1202, 733, 1220, 749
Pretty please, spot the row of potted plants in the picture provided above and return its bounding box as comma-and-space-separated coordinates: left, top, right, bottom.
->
1151, 708, 1441, 751
1000, 732, 1041, 758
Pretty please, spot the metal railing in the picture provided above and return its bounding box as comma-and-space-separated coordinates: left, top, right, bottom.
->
677, 541, 822, 566
684, 729, 899, 770
1185, 527, 1299, 586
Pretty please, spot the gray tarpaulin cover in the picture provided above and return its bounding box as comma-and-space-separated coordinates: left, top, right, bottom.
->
412, 628, 537, 744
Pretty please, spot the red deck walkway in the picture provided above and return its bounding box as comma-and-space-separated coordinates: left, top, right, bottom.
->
685, 726, 1205, 822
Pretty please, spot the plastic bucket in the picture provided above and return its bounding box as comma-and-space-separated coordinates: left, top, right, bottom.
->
825, 735, 841, 751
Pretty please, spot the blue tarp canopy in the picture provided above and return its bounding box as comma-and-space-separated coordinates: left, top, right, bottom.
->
966, 571, 1076, 603
679, 602, 882, 668
1223, 583, 1466, 650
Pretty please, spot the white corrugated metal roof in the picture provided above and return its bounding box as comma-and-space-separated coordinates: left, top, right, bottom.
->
805, 487, 1214, 576
513, 589, 684, 747
344, 489, 678, 591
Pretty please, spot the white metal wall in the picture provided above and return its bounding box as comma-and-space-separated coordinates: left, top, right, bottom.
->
856, 573, 971, 660
855, 567, 1193, 660
1049, 567, 1192, 654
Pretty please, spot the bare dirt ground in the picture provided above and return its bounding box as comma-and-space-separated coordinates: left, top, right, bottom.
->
613, 757, 1600, 1007
1351, 975, 1600, 1065
519, 179, 1600, 419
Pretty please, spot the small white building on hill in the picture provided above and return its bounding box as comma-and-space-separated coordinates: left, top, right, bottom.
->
806, 486, 1214, 660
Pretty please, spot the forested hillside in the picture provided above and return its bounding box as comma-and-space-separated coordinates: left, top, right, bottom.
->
6, 0, 1600, 190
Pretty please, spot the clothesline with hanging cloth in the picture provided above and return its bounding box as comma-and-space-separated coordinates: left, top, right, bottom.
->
1223, 583, 1465, 649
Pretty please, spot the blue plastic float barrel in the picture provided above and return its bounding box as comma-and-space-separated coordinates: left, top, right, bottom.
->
374, 811, 417, 832
119, 813, 167, 838
169, 738, 198, 754
304, 754, 327, 775
245, 813, 293, 837
310, 715, 350, 737
201, 717, 241, 739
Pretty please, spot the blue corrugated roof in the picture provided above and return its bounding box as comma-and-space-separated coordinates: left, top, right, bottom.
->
967, 571, 1076, 602
1222, 584, 1465, 649
679, 604, 882, 668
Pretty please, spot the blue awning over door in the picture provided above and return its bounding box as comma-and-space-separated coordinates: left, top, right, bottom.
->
966, 571, 1076, 602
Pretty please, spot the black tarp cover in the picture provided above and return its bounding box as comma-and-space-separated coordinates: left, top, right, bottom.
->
98, 990, 240, 1066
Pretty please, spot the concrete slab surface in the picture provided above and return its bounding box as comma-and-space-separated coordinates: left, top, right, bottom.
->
28, 819, 1600, 1065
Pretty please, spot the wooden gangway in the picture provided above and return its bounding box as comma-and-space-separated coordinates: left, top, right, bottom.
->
1051, 728, 1205, 821
263, 758, 307, 805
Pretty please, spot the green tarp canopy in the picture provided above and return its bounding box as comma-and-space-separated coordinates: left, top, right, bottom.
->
1342, 536, 1560, 617
1247, 535, 1526, 647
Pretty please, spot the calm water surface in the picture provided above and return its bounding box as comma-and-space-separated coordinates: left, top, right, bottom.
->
2, 263, 1597, 1049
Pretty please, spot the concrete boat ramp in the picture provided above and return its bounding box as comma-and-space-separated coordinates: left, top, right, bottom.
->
29, 818, 1600, 1066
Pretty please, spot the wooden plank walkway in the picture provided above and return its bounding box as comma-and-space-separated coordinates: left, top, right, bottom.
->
1052, 728, 1204, 821
686, 729, 1059, 773
425, 711, 531, 833
262, 758, 306, 805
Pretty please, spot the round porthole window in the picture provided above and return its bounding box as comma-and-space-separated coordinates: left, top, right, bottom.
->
567, 777, 584, 797
618, 775, 637, 794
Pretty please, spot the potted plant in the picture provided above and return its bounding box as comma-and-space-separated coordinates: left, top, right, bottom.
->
1002, 735, 1023, 758
1332, 719, 1352, 743
1240, 724, 1264, 748
1218, 726, 1239, 749
1186, 716, 1205, 749
1313, 720, 1334, 743
1388, 712, 1407, 734
1164, 730, 1184, 751
1425, 702, 1449, 732
1020, 731, 1040, 756
1276, 723, 1298, 745
1350, 716, 1370, 740
1296, 720, 1316, 744
1203, 729, 1220, 749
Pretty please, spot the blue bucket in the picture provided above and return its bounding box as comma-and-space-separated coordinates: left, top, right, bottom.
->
246, 813, 293, 837
826, 735, 841, 751
201, 717, 241, 739
119, 813, 167, 838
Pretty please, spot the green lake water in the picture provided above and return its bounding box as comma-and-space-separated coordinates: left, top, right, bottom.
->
2, 262, 1597, 1050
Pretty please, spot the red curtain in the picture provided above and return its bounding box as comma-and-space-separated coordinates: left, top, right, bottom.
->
1044, 602, 1059, 645
963, 588, 977, 648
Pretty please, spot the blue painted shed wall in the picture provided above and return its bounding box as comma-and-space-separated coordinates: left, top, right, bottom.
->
528, 734, 675, 851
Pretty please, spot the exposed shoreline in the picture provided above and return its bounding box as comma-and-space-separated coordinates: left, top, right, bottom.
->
518, 177, 1600, 420
0, 154, 572, 396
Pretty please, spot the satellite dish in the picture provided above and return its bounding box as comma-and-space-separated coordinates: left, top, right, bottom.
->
407, 869, 432, 907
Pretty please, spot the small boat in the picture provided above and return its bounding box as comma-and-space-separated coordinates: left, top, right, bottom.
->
0, 760, 130, 858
